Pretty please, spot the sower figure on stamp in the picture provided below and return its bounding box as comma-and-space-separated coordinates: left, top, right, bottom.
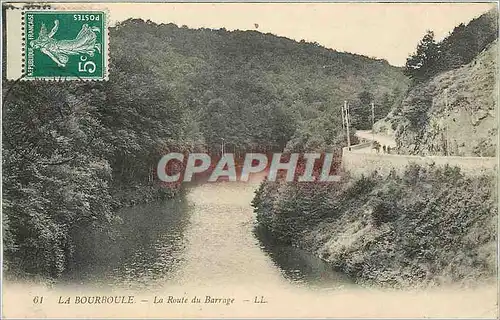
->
30, 20, 101, 67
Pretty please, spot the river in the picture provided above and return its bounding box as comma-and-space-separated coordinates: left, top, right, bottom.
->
65, 180, 351, 291
4, 180, 497, 318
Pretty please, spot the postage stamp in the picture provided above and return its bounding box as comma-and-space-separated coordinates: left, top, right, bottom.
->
6, 8, 108, 80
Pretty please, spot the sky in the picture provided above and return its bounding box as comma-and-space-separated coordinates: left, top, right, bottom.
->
92, 2, 496, 66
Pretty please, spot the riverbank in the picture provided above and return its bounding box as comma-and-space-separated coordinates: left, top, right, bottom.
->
252, 163, 497, 288
110, 182, 182, 208
2, 180, 184, 284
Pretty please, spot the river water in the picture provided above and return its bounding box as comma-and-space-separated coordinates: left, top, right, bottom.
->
68, 180, 351, 291
5, 181, 497, 318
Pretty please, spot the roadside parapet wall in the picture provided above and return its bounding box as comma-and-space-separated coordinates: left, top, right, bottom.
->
342, 146, 497, 177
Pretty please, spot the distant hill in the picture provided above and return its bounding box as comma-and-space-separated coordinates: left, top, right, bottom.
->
112, 19, 409, 152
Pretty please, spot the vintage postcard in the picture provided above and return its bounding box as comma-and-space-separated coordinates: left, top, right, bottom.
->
1, 1, 499, 319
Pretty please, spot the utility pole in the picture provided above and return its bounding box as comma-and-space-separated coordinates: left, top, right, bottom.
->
221, 138, 225, 158
341, 101, 346, 131
444, 89, 449, 156
371, 102, 375, 142
345, 101, 351, 150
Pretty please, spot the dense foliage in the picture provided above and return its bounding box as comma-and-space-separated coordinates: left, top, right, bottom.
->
253, 164, 497, 287
2, 18, 406, 278
404, 9, 498, 82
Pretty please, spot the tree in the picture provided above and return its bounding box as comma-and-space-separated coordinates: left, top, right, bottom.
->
404, 31, 441, 82
350, 90, 374, 130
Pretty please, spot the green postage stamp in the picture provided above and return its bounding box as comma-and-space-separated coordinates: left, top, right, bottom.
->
6, 8, 108, 80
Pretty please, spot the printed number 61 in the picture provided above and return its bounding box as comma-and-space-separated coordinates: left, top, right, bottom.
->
33, 296, 44, 304
78, 56, 96, 73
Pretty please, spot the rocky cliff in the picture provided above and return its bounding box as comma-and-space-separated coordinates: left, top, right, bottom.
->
394, 41, 497, 157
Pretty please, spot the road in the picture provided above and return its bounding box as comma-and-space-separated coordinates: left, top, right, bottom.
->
351, 130, 396, 153
356, 130, 396, 147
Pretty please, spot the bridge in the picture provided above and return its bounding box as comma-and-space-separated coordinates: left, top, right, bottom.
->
341, 130, 497, 177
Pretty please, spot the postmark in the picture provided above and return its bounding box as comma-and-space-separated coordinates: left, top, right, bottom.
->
6, 8, 108, 80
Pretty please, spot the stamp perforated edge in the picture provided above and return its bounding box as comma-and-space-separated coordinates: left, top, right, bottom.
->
5, 3, 110, 82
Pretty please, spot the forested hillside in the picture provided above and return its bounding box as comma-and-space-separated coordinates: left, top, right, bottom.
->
2, 18, 407, 278
113, 20, 408, 152
404, 9, 497, 83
